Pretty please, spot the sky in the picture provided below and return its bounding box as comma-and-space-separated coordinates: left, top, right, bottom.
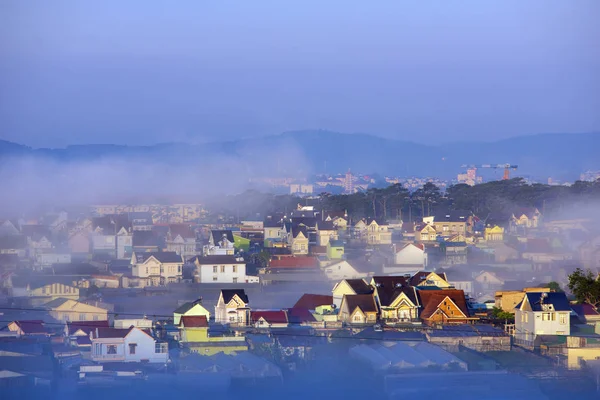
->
0, 0, 599, 148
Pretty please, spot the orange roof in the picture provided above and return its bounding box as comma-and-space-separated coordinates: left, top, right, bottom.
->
417, 289, 469, 320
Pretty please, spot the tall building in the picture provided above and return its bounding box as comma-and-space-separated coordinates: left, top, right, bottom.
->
344, 169, 354, 194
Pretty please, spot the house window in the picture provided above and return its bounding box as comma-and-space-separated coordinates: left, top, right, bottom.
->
93, 315, 99, 321
129, 343, 137, 354
233, 278, 238, 283
220, 265, 225, 273
353, 314, 362, 322
155, 343, 167, 353
232, 265, 237, 273
213, 276, 218, 282
542, 313, 555, 321
213, 266, 218, 273
559, 314, 567, 324
178, 265, 182, 273
79, 313, 86, 321
107, 345, 117, 354
524, 313, 528, 323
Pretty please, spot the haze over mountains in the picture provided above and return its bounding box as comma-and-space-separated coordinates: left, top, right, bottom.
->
1, 131, 598, 181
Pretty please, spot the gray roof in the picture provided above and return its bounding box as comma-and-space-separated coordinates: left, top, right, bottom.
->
134, 251, 182, 264
174, 299, 203, 314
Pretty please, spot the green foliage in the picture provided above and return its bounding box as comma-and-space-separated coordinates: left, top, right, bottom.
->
539, 281, 563, 292
568, 268, 600, 309
491, 307, 515, 322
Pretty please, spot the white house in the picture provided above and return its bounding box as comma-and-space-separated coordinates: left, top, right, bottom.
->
189, 255, 247, 284
206, 230, 235, 255
34, 250, 72, 267
514, 292, 572, 347
131, 251, 184, 286
90, 326, 168, 363
166, 224, 197, 258
394, 243, 427, 266
214, 289, 250, 325
321, 260, 363, 281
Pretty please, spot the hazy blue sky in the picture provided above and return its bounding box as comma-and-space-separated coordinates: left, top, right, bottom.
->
1, 0, 598, 147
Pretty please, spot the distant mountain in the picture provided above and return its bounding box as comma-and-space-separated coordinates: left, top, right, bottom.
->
1, 131, 599, 180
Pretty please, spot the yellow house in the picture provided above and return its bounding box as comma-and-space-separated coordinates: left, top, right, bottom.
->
44, 298, 109, 322
8, 276, 80, 306
410, 271, 451, 288
179, 316, 247, 356
339, 294, 378, 324
415, 224, 437, 242
484, 225, 504, 241
173, 299, 211, 325
326, 240, 344, 260
332, 278, 373, 307
289, 226, 309, 255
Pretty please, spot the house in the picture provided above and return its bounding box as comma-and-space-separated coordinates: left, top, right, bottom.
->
65, 320, 110, 348
44, 298, 109, 322
128, 212, 154, 231
338, 294, 378, 324
326, 212, 348, 230
288, 225, 309, 255
414, 223, 437, 242
332, 278, 373, 307
321, 260, 362, 281
268, 256, 319, 273
417, 289, 475, 326
431, 210, 472, 237
214, 289, 250, 325
90, 327, 168, 363
293, 294, 334, 310
571, 303, 600, 324
207, 230, 235, 255
7, 320, 50, 337
474, 271, 505, 292
355, 218, 392, 245
0, 235, 27, 258
514, 292, 571, 347
21, 225, 53, 258
440, 241, 468, 265
410, 271, 451, 288
179, 318, 248, 355
394, 243, 427, 266
315, 221, 337, 246
189, 255, 247, 283
68, 230, 91, 255
494, 288, 551, 313
484, 225, 504, 241
263, 220, 285, 246
8, 276, 80, 306
326, 239, 344, 260
0, 219, 20, 236
370, 276, 419, 323
250, 310, 289, 329
131, 251, 183, 286
166, 224, 197, 258
90, 215, 132, 259
511, 208, 542, 231
173, 298, 211, 325
34, 250, 72, 268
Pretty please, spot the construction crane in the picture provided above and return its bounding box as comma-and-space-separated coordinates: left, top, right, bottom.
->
461, 164, 519, 180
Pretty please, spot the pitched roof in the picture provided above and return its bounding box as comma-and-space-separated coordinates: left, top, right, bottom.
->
221, 289, 249, 304
269, 256, 318, 269
345, 279, 373, 295
291, 225, 308, 239
371, 276, 417, 306
417, 289, 470, 320
180, 315, 208, 328
67, 320, 110, 335
134, 251, 182, 264
571, 303, 600, 317
250, 310, 288, 324
173, 299, 203, 314
93, 327, 134, 339
434, 210, 471, 223
190, 255, 241, 265
410, 271, 438, 287
10, 320, 48, 334
169, 224, 196, 240
517, 292, 571, 312
293, 294, 334, 310
286, 308, 317, 324
344, 294, 378, 314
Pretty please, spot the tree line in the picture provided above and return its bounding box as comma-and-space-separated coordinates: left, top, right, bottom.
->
207, 178, 600, 223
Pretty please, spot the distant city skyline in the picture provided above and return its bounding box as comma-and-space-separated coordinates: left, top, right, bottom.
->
1, 1, 599, 148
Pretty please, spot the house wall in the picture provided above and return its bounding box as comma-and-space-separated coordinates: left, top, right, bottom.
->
30, 283, 79, 300
291, 236, 309, 255
35, 253, 71, 267
322, 261, 361, 281
51, 301, 108, 322
92, 329, 168, 363
327, 244, 344, 260
567, 347, 600, 370
395, 245, 425, 265
515, 309, 570, 343
450, 280, 474, 296
198, 263, 246, 283
434, 222, 466, 237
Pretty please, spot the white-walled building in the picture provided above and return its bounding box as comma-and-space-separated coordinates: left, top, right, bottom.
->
514, 292, 571, 347
189, 255, 248, 284
131, 251, 183, 286
394, 243, 427, 266
90, 327, 168, 363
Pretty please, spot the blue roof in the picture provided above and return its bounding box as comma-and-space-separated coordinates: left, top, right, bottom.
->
516, 292, 571, 311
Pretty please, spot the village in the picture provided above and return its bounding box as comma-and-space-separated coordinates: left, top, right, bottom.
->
1, 199, 600, 399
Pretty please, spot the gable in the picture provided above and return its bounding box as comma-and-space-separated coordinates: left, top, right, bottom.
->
435, 296, 467, 318
389, 291, 417, 309
350, 307, 367, 320
333, 280, 358, 297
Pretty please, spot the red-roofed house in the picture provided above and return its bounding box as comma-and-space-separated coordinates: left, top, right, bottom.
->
416, 289, 477, 326
90, 327, 168, 363
571, 303, 600, 324
65, 320, 109, 348
250, 310, 289, 328
269, 256, 319, 272
7, 320, 50, 337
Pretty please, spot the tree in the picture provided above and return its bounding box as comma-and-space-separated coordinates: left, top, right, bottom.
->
539, 281, 563, 292
491, 307, 515, 323
567, 268, 600, 309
